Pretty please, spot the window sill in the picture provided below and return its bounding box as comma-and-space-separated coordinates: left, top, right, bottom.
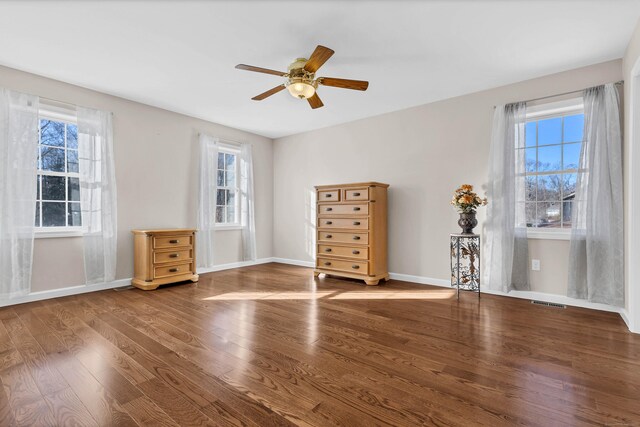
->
34, 229, 84, 239
527, 229, 571, 240
214, 225, 243, 231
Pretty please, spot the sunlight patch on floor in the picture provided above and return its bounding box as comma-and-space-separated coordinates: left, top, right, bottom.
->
202, 289, 455, 301
202, 291, 337, 300
329, 290, 455, 300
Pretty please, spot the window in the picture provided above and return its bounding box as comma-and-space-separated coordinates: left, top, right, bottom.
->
521, 99, 584, 230
216, 149, 240, 226
35, 117, 81, 230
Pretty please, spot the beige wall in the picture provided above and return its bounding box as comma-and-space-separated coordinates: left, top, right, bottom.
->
623, 19, 640, 320
0, 65, 274, 293
273, 60, 622, 296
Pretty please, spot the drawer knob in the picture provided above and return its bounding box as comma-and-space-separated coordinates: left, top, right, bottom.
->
326, 207, 333, 211
169, 239, 179, 244
325, 248, 332, 252
169, 268, 179, 273
325, 194, 332, 198
353, 192, 360, 197
352, 265, 360, 269
324, 262, 331, 266
353, 221, 361, 226
326, 221, 333, 225
353, 236, 360, 240
353, 207, 361, 211
326, 234, 332, 239
169, 253, 179, 258
352, 250, 360, 255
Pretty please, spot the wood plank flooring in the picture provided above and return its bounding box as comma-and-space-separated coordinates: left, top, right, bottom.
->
1, 262, 640, 426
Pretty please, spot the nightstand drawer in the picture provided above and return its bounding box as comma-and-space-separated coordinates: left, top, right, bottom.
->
318, 218, 368, 230
318, 244, 368, 260
153, 235, 192, 249
318, 203, 368, 216
318, 231, 368, 244
153, 248, 193, 264
317, 257, 368, 275
154, 262, 193, 279
318, 189, 340, 202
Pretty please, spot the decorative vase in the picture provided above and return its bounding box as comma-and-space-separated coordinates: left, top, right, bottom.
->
458, 212, 477, 235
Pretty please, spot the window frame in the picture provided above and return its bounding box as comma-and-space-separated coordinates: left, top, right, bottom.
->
215, 145, 242, 230
521, 98, 585, 240
34, 105, 85, 238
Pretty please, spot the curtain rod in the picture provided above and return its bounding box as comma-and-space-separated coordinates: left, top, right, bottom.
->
493, 80, 624, 109
40, 96, 78, 110
40, 96, 114, 116
198, 133, 244, 147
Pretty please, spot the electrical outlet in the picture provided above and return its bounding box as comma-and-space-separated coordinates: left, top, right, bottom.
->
532, 259, 541, 271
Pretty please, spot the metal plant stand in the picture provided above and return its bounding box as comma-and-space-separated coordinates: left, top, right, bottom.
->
450, 234, 480, 299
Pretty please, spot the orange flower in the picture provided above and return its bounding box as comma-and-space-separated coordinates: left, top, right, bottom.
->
460, 184, 473, 192
459, 195, 474, 204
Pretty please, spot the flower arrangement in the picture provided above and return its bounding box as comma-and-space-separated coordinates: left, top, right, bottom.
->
450, 184, 488, 213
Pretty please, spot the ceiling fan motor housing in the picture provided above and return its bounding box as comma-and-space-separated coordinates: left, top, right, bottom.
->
287, 57, 308, 72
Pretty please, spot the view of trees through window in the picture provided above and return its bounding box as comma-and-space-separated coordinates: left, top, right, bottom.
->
36, 119, 81, 228
216, 151, 238, 224
521, 112, 584, 228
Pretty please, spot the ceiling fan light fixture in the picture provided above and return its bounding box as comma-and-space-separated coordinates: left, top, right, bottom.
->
287, 80, 315, 99
237, 45, 368, 108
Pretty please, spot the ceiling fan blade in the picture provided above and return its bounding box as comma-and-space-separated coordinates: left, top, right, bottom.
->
307, 93, 324, 109
319, 77, 369, 91
252, 84, 286, 101
303, 45, 334, 73
236, 64, 288, 77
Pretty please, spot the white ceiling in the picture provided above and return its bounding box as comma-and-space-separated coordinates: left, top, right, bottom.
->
0, 1, 639, 139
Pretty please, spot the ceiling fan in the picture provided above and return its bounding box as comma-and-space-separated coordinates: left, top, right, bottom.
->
235, 45, 369, 109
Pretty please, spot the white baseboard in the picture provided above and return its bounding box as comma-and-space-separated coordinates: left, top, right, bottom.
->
197, 257, 273, 274
0, 257, 274, 308
620, 308, 631, 329
270, 257, 630, 320
0, 278, 131, 308
270, 257, 315, 268
388, 272, 450, 287
481, 288, 623, 314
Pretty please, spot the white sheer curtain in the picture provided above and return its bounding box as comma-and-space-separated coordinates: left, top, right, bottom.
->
0, 89, 39, 299
77, 107, 117, 284
484, 102, 530, 292
568, 84, 624, 306
197, 133, 218, 268
240, 143, 257, 261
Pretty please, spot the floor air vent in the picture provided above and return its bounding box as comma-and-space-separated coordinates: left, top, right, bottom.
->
531, 300, 566, 309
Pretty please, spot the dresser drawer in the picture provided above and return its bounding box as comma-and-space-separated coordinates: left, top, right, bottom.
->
318, 218, 368, 230
318, 203, 368, 216
318, 189, 340, 202
344, 188, 369, 201
153, 235, 193, 249
317, 257, 368, 275
153, 248, 193, 264
318, 231, 368, 244
154, 262, 193, 279
318, 244, 368, 260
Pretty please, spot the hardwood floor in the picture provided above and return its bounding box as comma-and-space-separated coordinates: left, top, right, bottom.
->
1, 262, 639, 426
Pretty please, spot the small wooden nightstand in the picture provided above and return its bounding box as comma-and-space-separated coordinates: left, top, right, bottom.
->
131, 229, 199, 290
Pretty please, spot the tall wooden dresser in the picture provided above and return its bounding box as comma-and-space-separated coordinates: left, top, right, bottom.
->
314, 182, 389, 286
131, 229, 199, 290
